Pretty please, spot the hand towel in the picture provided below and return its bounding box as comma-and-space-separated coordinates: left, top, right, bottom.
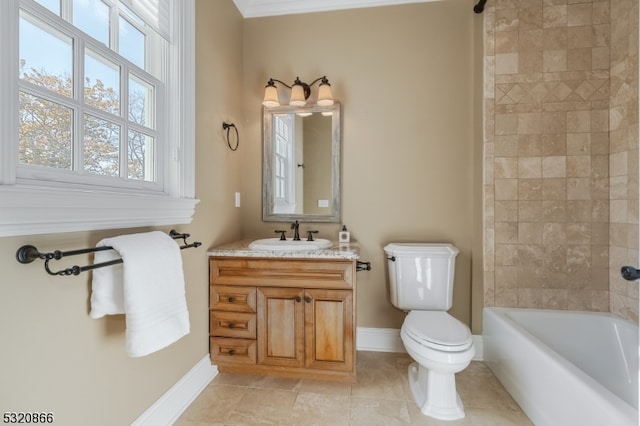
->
90, 231, 190, 357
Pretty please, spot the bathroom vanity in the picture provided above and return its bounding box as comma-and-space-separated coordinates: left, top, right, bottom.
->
207, 240, 359, 382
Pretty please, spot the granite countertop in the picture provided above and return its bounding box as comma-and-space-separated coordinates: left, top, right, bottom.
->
206, 239, 360, 260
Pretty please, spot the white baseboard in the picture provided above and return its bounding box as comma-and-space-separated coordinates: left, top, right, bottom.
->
356, 327, 406, 352
356, 327, 483, 361
131, 354, 218, 426
472, 335, 483, 360
133, 329, 483, 425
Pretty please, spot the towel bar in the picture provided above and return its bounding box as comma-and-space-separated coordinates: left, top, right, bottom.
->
15, 230, 201, 276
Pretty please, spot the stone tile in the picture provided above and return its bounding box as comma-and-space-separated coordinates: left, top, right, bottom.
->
352, 360, 406, 400
180, 354, 534, 425
178, 384, 246, 424
297, 379, 352, 396
542, 156, 567, 177
226, 388, 298, 425
350, 398, 411, 425
567, 2, 592, 27
289, 392, 351, 425
518, 156, 542, 178
543, 49, 567, 72
519, 178, 543, 200
495, 178, 519, 200
457, 362, 523, 412
496, 53, 520, 75
543, 5, 567, 28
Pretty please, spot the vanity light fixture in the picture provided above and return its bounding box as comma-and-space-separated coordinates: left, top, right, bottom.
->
262, 76, 334, 108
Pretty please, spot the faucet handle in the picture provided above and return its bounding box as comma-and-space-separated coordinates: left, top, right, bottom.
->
306, 230, 318, 241
274, 230, 287, 240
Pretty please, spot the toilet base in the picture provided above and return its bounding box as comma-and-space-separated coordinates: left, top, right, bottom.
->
408, 362, 465, 421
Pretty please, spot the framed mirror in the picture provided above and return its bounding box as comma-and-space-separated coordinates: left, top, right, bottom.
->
262, 103, 341, 222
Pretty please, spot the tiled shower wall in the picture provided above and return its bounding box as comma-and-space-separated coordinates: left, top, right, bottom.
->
609, 0, 639, 320
483, 0, 639, 322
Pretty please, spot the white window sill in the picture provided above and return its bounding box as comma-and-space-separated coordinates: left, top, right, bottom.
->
0, 185, 199, 236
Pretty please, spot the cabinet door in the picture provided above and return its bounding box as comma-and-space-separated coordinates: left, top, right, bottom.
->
257, 287, 305, 367
304, 289, 354, 372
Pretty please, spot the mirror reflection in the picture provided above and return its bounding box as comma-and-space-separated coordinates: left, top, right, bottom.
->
262, 103, 341, 222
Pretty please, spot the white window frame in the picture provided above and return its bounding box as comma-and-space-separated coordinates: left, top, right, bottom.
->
0, 0, 198, 237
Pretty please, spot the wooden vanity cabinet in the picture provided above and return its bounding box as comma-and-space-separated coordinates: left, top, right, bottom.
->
209, 257, 357, 382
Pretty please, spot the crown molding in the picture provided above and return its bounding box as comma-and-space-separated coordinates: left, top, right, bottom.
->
232, 0, 440, 18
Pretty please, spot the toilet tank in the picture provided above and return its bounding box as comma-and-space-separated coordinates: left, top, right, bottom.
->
384, 243, 459, 311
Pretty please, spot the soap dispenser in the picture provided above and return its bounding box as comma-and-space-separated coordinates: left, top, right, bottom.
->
338, 225, 350, 243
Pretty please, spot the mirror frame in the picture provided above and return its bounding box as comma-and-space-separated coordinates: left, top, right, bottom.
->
262, 102, 341, 223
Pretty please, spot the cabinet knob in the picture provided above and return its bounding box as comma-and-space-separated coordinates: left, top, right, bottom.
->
228, 296, 235, 303
304, 296, 312, 303
295, 296, 302, 303
228, 349, 235, 356
228, 323, 235, 329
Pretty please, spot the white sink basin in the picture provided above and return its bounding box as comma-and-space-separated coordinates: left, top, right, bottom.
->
249, 238, 333, 251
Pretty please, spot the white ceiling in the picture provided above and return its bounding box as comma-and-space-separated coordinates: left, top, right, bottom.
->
232, 0, 440, 18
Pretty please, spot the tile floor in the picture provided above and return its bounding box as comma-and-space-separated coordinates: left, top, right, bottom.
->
175, 351, 533, 425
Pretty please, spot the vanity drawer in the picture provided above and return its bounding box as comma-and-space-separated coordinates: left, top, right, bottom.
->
210, 285, 257, 312
211, 337, 257, 364
210, 311, 256, 339
210, 258, 354, 289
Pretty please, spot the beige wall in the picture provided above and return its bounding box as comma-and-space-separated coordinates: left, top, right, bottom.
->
241, 0, 481, 331
0, 1, 244, 424
482, 0, 639, 322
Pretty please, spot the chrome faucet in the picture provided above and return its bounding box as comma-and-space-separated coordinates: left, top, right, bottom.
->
291, 220, 301, 241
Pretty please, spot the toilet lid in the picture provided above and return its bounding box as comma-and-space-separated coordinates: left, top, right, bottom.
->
403, 311, 472, 351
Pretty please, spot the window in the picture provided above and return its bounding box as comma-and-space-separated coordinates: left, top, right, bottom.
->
272, 114, 297, 214
0, 0, 197, 237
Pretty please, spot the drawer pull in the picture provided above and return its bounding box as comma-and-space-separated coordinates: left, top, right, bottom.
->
228, 349, 235, 356
304, 296, 312, 303
228, 323, 236, 329
228, 296, 236, 303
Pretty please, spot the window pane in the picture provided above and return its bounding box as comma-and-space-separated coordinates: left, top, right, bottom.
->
73, 0, 110, 46
128, 130, 155, 181
129, 74, 154, 129
19, 92, 72, 169
119, 16, 145, 69
118, 2, 145, 26
19, 13, 73, 97
84, 49, 120, 115
35, 0, 61, 15
83, 114, 120, 176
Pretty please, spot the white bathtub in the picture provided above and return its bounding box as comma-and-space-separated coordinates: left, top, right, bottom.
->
483, 307, 638, 426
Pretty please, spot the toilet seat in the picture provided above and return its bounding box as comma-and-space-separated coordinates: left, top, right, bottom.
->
403, 311, 472, 352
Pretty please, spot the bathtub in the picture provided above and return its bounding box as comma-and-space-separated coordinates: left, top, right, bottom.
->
483, 307, 638, 426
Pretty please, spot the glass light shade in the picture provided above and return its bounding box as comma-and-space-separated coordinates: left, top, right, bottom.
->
316, 83, 334, 106
297, 112, 313, 117
289, 84, 307, 107
262, 85, 280, 107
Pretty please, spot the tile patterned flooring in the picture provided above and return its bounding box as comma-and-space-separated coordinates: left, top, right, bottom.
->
175, 351, 533, 425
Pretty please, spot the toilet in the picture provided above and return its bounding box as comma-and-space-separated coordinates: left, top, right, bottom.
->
384, 243, 475, 421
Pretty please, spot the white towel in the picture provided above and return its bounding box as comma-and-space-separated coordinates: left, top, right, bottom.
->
90, 231, 190, 357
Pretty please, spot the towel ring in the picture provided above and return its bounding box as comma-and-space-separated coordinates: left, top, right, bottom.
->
222, 122, 239, 151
